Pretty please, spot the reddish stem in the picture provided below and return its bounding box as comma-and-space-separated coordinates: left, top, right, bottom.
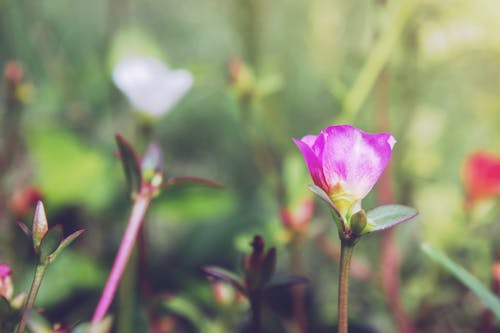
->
92, 194, 151, 323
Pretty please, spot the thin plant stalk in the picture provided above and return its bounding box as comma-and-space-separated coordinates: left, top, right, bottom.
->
249, 292, 262, 333
16, 262, 48, 333
337, 241, 354, 333
92, 194, 151, 323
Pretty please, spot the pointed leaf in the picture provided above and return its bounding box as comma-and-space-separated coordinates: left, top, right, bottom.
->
203, 266, 246, 294
115, 134, 142, 197
165, 176, 224, 189
422, 243, 500, 320
32, 201, 48, 250
47, 229, 85, 263
366, 204, 418, 234
39, 226, 63, 259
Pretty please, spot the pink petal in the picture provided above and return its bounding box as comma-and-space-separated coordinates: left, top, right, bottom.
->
321, 125, 395, 199
293, 138, 328, 191
0, 263, 11, 278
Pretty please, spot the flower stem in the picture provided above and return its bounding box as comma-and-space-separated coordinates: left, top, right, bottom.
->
16, 262, 48, 333
92, 194, 151, 323
338, 240, 355, 333
249, 291, 262, 333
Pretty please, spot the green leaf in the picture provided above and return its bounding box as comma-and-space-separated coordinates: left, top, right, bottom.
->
26, 310, 53, 333
153, 187, 235, 223
48, 229, 85, 263
32, 201, 48, 250
115, 134, 142, 198
23, 251, 106, 307
39, 226, 62, 259
366, 204, 418, 233
421, 243, 500, 320
71, 316, 113, 333
28, 130, 117, 210
161, 296, 206, 332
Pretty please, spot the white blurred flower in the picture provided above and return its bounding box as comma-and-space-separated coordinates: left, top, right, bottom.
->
112, 56, 193, 116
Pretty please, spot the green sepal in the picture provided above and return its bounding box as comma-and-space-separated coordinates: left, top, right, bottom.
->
308, 185, 346, 234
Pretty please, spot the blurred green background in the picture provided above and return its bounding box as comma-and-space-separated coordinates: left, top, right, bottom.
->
1, 0, 500, 332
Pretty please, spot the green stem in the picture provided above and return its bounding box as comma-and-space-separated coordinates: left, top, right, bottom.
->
338, 241, 355, 333
16, 262, 48, 333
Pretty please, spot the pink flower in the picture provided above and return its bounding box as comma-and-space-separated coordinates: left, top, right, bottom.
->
294, 125, 396, 217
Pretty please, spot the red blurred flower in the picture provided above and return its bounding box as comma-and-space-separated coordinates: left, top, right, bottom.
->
9, 186, 43, 217
463, 152, 500, 206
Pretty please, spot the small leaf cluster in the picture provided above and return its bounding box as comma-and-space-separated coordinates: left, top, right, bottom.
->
18, 202, 85, 264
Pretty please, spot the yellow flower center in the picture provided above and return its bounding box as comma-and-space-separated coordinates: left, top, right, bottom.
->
329, 185, 358, 219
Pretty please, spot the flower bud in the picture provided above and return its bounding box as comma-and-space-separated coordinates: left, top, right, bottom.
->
32, 201, 48, 251
350, 209, 371, 236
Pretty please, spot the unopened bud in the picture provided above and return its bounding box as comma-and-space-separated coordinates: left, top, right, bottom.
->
350, 209, 368, 235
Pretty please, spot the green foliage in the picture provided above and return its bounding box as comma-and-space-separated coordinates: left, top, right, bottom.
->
422, 243, 500, 320
2, 0, 500, 331
24, 251, 106, 308
28, 131, 118, 210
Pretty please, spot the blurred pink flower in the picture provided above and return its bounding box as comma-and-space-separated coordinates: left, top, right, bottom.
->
0, 263, 13, 300
463, 151, 500, 206
294, 125, 396, 216
112, 56, 193, 117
